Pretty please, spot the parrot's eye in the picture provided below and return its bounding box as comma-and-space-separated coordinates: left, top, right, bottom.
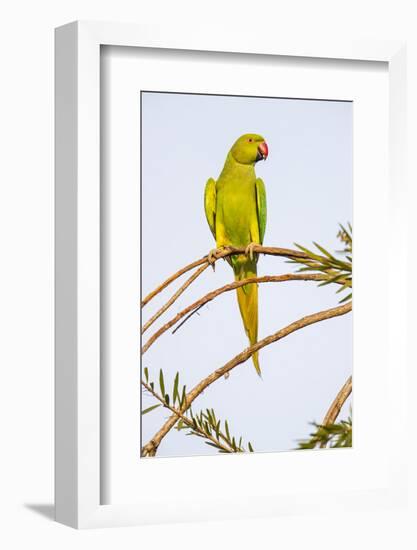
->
248, 138, 253, 143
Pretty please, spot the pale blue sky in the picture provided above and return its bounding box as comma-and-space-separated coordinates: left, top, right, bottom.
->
141, 91, 352, 457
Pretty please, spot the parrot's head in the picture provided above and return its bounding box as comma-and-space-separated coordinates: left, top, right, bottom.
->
230, 133, 269, 165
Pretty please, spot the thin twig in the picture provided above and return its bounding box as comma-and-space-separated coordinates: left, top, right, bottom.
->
142, 273, 337, 354
141, 246, 310, 308
172, 303, 205, 335
141, 380, 236, 455
141, 256, 208, 308
141, 301, 352, 456
142, 263, 209, 334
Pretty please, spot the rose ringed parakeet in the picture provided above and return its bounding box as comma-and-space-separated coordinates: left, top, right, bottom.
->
204, 133, 268, 376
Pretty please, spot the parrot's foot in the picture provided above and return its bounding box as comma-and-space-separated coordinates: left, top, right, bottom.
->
245, 242, 258, 261
207, 247, 226, 271
207, 248, 219, 271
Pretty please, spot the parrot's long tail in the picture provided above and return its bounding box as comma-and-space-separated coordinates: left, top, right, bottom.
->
233, 256, 261, 376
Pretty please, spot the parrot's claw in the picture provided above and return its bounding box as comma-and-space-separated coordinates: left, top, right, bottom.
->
207, 247, 227, 270
207, 248, 220, 270
245, 242, 258, 261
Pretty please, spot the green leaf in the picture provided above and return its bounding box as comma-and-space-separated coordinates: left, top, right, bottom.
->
319, 273, 348, 286
144, 367, 149, 383
164, 394, 170, 406
248, 442, 254, 452
173, 372, 179, 404
141, 404, 161, 415
159, 369, 165, 397
215, 420, 221, 440
339, 223, 352, 242
294, 243, 323, 262
296, 415, 352, 450
180, 385, 186, 408
225, 420, 230, 441
313, 241, 335, 260
205, 441, 223, 450
336, 283, 349, 294
296, 265, 317, 272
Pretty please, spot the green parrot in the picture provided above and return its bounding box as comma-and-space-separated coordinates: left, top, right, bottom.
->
204, 133, 268, 376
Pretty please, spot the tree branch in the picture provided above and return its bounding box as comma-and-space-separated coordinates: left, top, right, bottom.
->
141, 246, 310, 308
141, 301, 352, 456
142, 273, 338, 354
141, 380, 236, 454
321, 375, 352, 428
142, 263, 209, 334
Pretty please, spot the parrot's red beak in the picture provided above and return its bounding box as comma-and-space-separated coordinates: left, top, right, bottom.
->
257, 141, 268, 161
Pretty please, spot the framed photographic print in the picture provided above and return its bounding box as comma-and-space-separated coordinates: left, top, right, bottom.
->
55, 22, 407, 528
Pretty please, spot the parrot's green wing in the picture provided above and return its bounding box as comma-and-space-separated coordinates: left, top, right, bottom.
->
255, 177, 267, 244
204, 177, 217, 239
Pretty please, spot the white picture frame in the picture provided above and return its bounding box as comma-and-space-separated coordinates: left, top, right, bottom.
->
55, 21, 407, 529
